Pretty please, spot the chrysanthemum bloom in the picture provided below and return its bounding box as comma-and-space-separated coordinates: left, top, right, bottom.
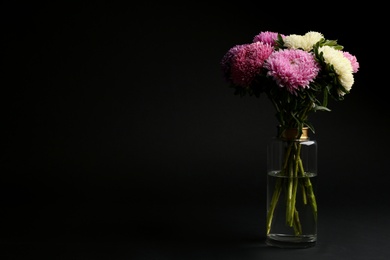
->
343, 51, 360, 73
253, 31, 284, 46
227, 42, 274, 87
284, 31, 324, 51
264, 49, 320, 95
319, 46, 354, 95
221, 45, 246, 82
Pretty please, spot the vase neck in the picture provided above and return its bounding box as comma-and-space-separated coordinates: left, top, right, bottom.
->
278, 127, 309, 141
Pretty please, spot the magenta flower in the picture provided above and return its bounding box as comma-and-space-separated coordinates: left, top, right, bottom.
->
253, 31, 285, 46
224, 42, 274, 87
343, 51, 360, 73
264, 49, 320, 94
220, 44, 246, 82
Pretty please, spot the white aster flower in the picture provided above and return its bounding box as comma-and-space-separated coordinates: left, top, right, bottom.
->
304, 31, 323, 46
283, 34, 304, 49
284, 31, 324, 51
319, 46, 354, 95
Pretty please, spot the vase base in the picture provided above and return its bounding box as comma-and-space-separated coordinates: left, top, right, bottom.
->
266, 234, 316, 249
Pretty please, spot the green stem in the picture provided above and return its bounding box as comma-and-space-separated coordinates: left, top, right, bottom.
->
266, 177, 282, 234
293, 208, 302, 235
286, 155, 294, 225
298, 158, 318, 221
286, 142, 300, 228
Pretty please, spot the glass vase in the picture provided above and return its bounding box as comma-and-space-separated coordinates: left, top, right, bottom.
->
266, 127, 318, 248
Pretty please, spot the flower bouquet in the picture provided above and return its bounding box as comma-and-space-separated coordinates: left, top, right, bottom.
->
220, 31, 359, 246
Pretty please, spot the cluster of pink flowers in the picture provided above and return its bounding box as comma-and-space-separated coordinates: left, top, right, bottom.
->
221, 31, 360, 132
221, 31, 359, 97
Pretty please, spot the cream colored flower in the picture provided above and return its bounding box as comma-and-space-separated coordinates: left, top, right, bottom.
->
319, 46, 354, 95
284, 31, 323, 51
304, 31, 323, 47
283, 34, 304, 49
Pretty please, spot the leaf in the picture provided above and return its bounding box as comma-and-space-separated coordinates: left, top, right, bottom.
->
314, 105, 331, 112
305, 122, 315, 134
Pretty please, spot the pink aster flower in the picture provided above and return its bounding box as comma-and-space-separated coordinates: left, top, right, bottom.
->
220, 44, 246, 82
264, 49, 320, 94
343, 51, 360, 73
253, 31, 285, 46
223, 42, 274, 87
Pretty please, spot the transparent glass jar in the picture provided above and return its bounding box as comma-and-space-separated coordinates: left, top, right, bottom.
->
266, 127, 318, 248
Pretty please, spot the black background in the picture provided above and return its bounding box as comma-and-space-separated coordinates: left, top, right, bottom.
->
2, 2, 390, 259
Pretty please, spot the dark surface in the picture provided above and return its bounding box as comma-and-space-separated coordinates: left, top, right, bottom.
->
2, 2, 389, 259
2, 203, 390, 259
